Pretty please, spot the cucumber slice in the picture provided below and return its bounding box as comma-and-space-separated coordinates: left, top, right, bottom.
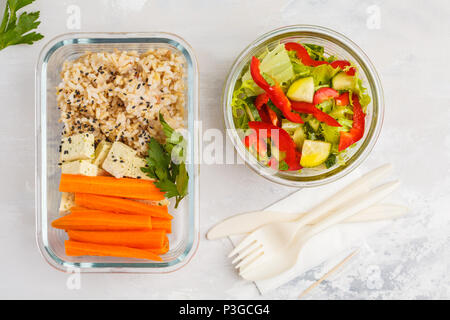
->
287, 77, 314, 103
281, 119, 302, 134
293, 126, 306, 149
329, 105, 352, 119
300, 140, 331, 168
332, 72, 356, 91
307, 117, 320, 132
321, 123, 340, 144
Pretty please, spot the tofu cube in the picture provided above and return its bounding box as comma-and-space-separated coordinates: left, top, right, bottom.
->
92, 140, 112, 166
61, 160, 99, 176
59, 192, 75, 215
126, 156, 152, 180
60, 133, 95, 163
101, 142, 137, 178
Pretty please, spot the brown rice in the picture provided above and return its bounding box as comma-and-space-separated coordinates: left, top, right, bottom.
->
56, 48, 186, 156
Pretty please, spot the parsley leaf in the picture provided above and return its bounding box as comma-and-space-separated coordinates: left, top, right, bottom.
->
0, 0, 43, 51
154, 179, 179, 199
142, 113, 189, 208
142, 138, 171, 181
175, 162, 188, 198
325, 153, 337, 169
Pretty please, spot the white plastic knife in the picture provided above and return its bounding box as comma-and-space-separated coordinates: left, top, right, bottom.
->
206, 204, 408, 240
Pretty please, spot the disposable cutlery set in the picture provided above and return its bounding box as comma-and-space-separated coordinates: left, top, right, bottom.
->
208, 164, 407, 282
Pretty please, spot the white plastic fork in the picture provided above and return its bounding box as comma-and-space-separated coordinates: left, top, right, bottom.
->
228, 164, 392, 262
237, 181, 400, 279
228, 164, 394, 272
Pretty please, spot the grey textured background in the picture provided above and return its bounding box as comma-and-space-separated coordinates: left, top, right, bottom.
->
0, 0, 449, 299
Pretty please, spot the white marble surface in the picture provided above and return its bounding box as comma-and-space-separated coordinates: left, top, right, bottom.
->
0, 0, 449, 299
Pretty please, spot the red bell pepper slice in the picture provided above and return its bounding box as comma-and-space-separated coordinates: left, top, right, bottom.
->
281, 105, 304, 124
291, 150, 302, 171
338, 94, 365, 151
254, 93, 269, 110
254, 93, 271, 123
254, 93, 280, 127
313, 87, 340, 105
248, 121, 301, 171
291, 101, 341, 127
256, 106, 270, 124
250, 56, 304, 124
285, 42, 356, 75
284, 42, 328, 67
266, 106, 280, 127
335, 92, 350, 106
330, 60, 356, 76
250, 57, 272, 92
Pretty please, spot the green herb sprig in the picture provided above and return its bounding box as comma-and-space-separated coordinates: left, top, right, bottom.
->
0, 0, 44, 51
141, 114, 189, 209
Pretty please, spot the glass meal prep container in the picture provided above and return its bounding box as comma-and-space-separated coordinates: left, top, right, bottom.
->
35, 32, 199, 273
223, 25, 384, 187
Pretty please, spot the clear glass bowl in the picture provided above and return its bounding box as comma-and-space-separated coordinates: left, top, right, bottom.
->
35, 32, 199, 273
223, 25, 384, 187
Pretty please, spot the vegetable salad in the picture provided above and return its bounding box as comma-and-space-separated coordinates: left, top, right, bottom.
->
231, 42, 371, 171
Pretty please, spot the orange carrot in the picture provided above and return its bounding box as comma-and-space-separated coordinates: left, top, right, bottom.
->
74, 193, 173, 219
69, 206, 93, 212
152, 217, 172, 233
65, 240, 162, 261
148, 236, 169, 255
67, 230, 167, 249
51, 210, 152, 231
59, 174, 165, 200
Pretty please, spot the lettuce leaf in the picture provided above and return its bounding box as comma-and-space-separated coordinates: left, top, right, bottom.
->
311, 64, 339, 87
303, 43, 337, 63
245, 98, 261, 122
329, 105, 353, 119
241, 43, 294, 96
303, 43, 325, 61
292, 63, 312, 77
355, 78, 371, 111
303, 121, 324, 141
287, 50, 313, 79
321, 121, 352, 145
231, 79, 265, 129
325, 153, 337, 168
316, 99, 334, 114
231, 80, 252, 129
321, 103, 354, 148
259, 43, 294, 83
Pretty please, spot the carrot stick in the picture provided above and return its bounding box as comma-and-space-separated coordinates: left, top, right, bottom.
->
59, 174, 165, 200
67, 230, 167, 249
74, 193, 173, 219
69, 206, 93, 212
145, 238, 169, 256
152, 217, 172, 233
148, 236, 169, 255
51, 210, 152, 231
65, 240, 162, 261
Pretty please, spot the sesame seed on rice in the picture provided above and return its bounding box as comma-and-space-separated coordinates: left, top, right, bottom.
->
57, 48, 185, 156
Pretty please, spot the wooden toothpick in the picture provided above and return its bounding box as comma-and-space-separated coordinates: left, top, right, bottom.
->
298, 249, 360, 299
